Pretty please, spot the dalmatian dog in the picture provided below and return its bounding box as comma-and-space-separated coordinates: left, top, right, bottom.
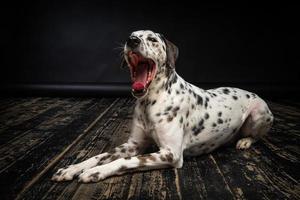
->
52, 30, 274, 183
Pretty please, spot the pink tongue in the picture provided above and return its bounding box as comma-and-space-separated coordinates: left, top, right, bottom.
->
132, 63, 148, 91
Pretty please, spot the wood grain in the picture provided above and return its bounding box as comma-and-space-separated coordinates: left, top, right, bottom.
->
0, 97, 298, 200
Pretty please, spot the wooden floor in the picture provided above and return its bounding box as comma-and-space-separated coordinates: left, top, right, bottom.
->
0, 97, 299, 200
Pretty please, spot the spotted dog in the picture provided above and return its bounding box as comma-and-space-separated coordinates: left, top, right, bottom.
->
52, 30, 274, 183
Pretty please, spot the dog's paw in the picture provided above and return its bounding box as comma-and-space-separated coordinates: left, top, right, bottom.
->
52, 165, 84, 182
78, 166, 112, 183
236, 138, 254, 150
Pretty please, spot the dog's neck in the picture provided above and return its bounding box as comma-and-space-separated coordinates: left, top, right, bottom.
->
137, 67, 180, 102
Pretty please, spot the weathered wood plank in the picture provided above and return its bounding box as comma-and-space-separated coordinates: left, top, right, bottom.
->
0, 98, 79, 144
178, 155, 236, 200
0, 98, 299, 200
213, 144, 299, 200
0, 99, 94, 172
0, 98, 116, 200
18, 98, 131, 200
0, 97, 36, 112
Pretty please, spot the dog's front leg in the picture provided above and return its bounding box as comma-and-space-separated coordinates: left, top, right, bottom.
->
78, 147, 182, 183
78, 127, 184, 183
52, 124, 148, 181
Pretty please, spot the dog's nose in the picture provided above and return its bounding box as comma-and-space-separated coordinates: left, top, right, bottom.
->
127, 36, 141, 48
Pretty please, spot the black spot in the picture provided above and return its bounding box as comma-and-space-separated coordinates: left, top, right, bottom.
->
192, 126, 204, 136
218, 112, 222, 117
165, 106, 172, 112
180, 83, 184, 89
197, 95, 203, 105
176, 90, 179, 94
180, 116, 183, 123
204, 101, 208, 108
152, 100, 157, 105
173, 106, 180, 113
156, 113, 161, 116
192, 92, 197, 98
266, 118, 271, 122
89, 172, 100, 180
198, 118, 204, 126
246, 94, 250, 98
212, 123, 217, 127
206, 97, 209, 102
100, 154, 111, 161
191, 119, 205, 136
186, 110, 190, 118
167, 116, 173, 122
121, 148, 126, 153
191, 104, 195, 109
217, 118, 223, 124
223, 88, 230, 94
204, 113, 209, 119
232, 96, 238, 100
145, 101, 150, 107
172, 75, 178, 84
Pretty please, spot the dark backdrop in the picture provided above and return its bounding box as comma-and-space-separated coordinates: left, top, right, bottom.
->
1, 1, 299, 96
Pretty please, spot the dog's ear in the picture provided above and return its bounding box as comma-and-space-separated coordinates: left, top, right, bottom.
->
120, 57, 127, 69
160, 34, 179, 69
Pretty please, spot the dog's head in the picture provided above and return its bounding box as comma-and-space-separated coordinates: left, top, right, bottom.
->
122, 30, 178, 98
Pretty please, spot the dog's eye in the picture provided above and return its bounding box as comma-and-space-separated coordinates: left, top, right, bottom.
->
148, 37, 158, 42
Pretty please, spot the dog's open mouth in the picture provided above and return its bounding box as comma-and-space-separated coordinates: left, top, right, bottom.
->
127, 51, 156, 97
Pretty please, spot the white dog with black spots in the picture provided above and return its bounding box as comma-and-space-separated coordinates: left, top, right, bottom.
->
52, 30, 274, 183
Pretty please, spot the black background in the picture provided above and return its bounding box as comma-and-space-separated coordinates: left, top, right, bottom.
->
1, 1, 299, 96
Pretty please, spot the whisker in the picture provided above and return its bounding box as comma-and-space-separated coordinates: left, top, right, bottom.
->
113, 42, 125, 51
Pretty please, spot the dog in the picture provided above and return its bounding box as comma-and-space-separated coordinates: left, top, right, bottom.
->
52, 30, 274, 183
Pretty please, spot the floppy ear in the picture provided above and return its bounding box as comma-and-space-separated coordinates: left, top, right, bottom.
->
160, 34, 179, 69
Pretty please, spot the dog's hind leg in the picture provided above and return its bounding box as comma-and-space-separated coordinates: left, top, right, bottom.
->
236, 100, 273, 150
